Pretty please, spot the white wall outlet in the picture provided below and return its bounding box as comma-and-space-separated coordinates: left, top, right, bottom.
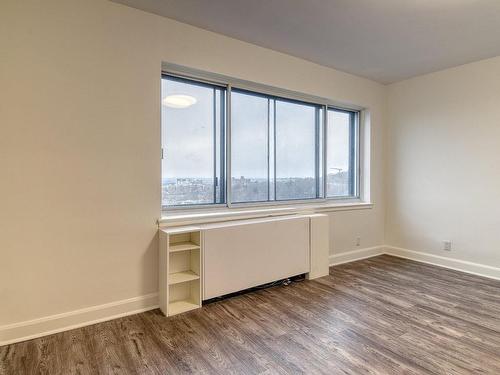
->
356, 236, 361, 247
443, 240, 452, 251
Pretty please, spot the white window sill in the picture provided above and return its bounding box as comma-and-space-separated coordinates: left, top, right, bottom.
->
159, 201, 373, 227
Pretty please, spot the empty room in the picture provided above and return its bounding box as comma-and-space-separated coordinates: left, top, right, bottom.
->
1, 0, 500, 374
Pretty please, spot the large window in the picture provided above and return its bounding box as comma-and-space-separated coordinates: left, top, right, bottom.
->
161, 74, 359, 209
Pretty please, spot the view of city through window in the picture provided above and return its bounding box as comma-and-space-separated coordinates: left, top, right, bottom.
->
162, 174, 351, 207
161, 75, 357, 207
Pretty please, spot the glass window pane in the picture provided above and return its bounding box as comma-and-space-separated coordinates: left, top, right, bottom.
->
327, 109, 355, 197
231, 91, 269, 203
161, 76, 224, 206
275, 100, 317, 200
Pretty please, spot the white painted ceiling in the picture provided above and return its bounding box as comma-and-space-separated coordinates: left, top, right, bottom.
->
111, 0, 500, 84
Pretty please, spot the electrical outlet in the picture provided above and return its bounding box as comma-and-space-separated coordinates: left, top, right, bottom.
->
356, 236, 361, 247
443, 240, 452, 251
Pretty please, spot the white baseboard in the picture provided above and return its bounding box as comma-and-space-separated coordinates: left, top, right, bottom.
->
3, 248, 385, 347
0, 293, 159, 346
329, 245, 500, 281
3, 246, 499, 347
385, 246, 500, 281
329, 246, 385, 266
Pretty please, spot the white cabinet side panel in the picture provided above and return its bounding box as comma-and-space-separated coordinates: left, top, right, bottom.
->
308, 214, 330, 279
158, 230, 169, 315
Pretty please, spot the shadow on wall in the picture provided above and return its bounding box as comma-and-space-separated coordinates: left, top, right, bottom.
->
141, 230, 159, 298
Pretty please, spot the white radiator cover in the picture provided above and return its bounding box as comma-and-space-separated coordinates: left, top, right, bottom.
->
202, 216, 311, 299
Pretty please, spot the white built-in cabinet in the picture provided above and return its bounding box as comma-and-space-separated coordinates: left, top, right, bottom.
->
159, 214, 329, 317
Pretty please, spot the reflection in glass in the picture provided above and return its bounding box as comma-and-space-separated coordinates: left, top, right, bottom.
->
161, 76, 225, 206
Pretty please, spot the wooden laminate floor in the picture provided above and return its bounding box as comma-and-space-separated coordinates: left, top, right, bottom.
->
1, 255, 500, 374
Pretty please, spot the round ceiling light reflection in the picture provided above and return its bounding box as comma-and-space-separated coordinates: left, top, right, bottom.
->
162, 94, 197, 109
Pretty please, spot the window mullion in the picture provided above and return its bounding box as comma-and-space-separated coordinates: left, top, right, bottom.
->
350, 112, 358, 197
323, 105, 328, 199
220, 89, 226, 203
213, 88, 217, 204
315, 107, 320, 198
267, 98, 270, 201
273, 99, 277, 201
226, 85, 232, 207
349, 112, 353, 197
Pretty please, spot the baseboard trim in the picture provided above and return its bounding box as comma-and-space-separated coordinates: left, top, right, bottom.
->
385, 246, 500, 281
329, 246, 385, 266
3, 246, 499, 346
0, 293, 159, 346
329, 245, 500, 281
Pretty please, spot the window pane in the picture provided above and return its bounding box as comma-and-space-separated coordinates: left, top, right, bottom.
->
161, 76, 225, 206
275, 100, 317, 200
327, 109, 356, 197
231, 91, 269, 203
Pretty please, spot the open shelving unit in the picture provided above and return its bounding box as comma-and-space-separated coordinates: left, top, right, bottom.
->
159, 227, 202, 316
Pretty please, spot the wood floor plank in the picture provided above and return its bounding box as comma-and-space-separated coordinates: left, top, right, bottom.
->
2, 255, 500, 374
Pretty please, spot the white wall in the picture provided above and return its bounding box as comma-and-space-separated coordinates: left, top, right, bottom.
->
0, 0, 386, 334
386, 56, 500, 268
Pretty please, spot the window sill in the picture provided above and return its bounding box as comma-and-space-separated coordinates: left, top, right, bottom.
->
159, 201, 373, 227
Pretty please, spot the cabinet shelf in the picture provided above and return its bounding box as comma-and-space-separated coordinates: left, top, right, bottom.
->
168, 300, 199, 316
168, 271, 200, 285
169, 241, 200, 253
